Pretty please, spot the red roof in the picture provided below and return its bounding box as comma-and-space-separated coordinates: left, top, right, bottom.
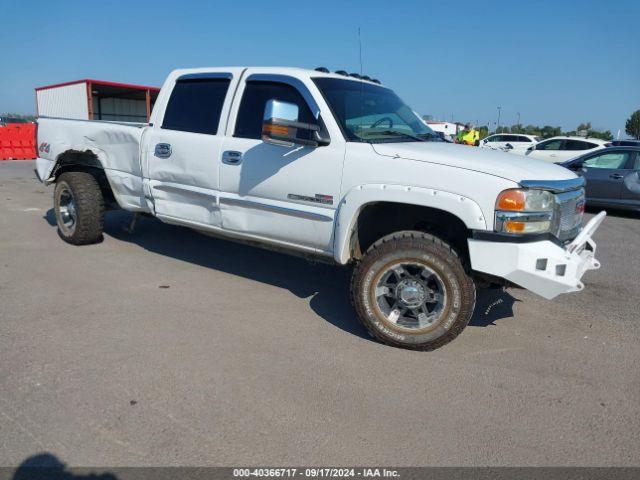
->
35, 79, 160, 92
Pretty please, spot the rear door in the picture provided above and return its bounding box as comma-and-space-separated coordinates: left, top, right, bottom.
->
509, 135, 534, 154
621, 150, 640, 205
145, 72, 237, 226
580, 149, 633, 203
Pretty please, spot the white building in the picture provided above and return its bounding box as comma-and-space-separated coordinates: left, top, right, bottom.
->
36, 79, 160, 122
425, 121, 463, 141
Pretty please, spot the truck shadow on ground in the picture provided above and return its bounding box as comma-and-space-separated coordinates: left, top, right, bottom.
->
12, 452, 118, 480
44, 209, 517, 340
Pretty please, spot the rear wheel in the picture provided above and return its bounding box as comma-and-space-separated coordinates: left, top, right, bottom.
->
351, 231, 476, 351
54, 172, 104, 245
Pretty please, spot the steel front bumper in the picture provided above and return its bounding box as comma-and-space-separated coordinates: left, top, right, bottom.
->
468, 212, 606, 299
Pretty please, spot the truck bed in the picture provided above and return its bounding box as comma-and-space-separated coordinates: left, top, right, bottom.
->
35, 116, 150, 212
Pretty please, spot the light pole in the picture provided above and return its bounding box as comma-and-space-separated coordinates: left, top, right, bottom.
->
517, 112, 521, 128
496, 106, 502, 133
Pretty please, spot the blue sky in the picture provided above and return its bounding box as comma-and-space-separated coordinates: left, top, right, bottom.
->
1, 0, 638, 136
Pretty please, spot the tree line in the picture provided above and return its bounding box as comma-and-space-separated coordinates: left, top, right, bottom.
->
475, 110, 640, 141
0, 113, 37, 122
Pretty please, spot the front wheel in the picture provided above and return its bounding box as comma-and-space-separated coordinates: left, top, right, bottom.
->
351, 231, 476, 351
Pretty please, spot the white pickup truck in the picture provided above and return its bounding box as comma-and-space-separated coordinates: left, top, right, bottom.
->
35, 66, 606, 350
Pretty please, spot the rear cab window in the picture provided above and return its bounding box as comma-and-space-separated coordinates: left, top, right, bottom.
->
162, 77, 231, 135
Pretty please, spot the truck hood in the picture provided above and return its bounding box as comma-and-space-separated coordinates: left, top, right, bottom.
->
371, 142, 576, 183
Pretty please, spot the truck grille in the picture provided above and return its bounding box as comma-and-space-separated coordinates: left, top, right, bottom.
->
553, 189, 585, 242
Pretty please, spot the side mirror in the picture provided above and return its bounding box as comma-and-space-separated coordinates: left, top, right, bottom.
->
565, 162, 584, 172
262, 99, 328, 147
527, 145, 535, 151
504, 143, 514, 150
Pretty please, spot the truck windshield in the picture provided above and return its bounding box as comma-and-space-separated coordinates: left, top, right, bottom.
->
312, 78, 439, 143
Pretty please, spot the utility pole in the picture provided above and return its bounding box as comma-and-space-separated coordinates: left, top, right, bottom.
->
496, 106, 502, 133
517, 112, 521, 128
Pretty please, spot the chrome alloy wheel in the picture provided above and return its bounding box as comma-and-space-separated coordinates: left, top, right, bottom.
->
373, 261, 447, 331
58, 186, 77, 233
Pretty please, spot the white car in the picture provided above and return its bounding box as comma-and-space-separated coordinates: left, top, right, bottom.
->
34, 66, 605, 351
521, 136, 608, 163
480, 133, 540, 153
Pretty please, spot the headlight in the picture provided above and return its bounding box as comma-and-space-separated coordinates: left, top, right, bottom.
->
495, 189, 555, 234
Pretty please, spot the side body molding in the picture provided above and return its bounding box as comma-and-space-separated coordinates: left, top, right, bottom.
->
333, 184, 488, 264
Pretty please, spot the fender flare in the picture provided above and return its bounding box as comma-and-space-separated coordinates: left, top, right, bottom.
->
40, 144, 110, 184
333, 184, 488, 264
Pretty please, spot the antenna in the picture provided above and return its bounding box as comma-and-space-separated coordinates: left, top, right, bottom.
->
358, 27, 363, 76
358, 27, 364, 137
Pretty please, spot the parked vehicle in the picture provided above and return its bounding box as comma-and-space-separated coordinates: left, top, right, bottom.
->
559, 146, 640, 210
34, 66, 605, 351
480, 133, 540, 154
520, 136, 608, 163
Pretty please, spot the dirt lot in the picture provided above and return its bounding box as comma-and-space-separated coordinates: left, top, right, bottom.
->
1, 160, 639, 467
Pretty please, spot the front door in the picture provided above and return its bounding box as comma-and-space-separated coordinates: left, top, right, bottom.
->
146, 73, 234, 227
219, 77, 344, 252
580, 150, 633, 202
527, 138, 566, 162
482, 135, 505, 150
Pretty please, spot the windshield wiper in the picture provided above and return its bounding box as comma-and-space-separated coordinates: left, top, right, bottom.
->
371, 130, 427, 142
416, 132, 443, 142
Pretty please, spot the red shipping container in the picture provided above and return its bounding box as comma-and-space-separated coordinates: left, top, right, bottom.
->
0, 123, 37, 160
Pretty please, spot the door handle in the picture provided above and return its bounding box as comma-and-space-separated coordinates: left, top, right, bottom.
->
222, 151, 242, 165
154, 143, 172, 158
609, 173, 624, 180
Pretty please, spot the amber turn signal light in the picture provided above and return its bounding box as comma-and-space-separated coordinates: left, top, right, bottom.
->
263, 124, 289, 136
503, 220, 526, 233
496, 189, 526, 211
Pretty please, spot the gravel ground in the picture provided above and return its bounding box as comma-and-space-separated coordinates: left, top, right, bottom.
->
1, 160, 639, 467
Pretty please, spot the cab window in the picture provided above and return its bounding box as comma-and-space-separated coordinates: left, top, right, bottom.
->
536, 139, 564, 150
234, 81, 316, 140
162, 78, 230, 135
